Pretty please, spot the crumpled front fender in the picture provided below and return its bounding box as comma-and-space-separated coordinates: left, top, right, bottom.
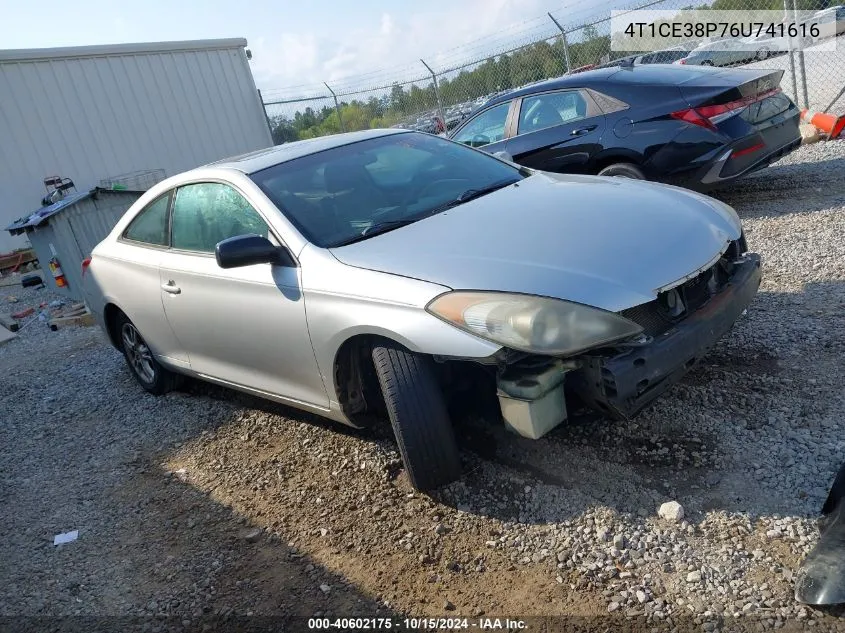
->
795, 461, 845, 605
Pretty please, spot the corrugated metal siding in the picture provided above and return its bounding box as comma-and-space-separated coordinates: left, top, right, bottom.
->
46, 191, 143, 301
0, 40, 272, 252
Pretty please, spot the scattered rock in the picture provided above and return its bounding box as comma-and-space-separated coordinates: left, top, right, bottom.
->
686, 571, 702, 583
658, 501, 685, 522
238, 527, 262, 542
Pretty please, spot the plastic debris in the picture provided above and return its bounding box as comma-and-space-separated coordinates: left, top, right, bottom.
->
54, 530, 79, 545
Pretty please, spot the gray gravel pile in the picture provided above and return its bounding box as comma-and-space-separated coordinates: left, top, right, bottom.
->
0, 140, 843, 628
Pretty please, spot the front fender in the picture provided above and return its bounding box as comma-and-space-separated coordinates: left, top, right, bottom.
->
299, 246, 502, 405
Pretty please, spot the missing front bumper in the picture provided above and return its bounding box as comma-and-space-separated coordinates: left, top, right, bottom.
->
570, 253, 762, 420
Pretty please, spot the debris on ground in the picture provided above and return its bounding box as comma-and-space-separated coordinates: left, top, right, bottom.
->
53, 530, 78, 545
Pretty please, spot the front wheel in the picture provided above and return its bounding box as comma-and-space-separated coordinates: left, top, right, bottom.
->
597, 162, 646, 180
371, 340, 461, 491
117, 313, 178, 395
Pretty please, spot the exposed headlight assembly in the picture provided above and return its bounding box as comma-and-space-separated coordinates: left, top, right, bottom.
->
426, 291, 643, 356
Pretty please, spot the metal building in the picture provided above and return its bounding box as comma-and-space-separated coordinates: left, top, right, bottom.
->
0, 38, 273, 252
5, 188, 145, 301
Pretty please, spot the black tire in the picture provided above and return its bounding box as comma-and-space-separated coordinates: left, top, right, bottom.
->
116, 312, 178, 395
597, 162, 646, 180
371, 340, 461, 491
701, 60, 714, 66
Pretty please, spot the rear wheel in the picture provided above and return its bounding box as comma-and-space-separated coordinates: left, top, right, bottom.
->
598, 162, 646, 180
371, 340, 461, 491
117, 312, 178, 395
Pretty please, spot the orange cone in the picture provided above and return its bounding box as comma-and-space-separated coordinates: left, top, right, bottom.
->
800, 109, 845, 139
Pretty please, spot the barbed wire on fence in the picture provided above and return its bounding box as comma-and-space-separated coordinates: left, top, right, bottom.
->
260, 0, 845, 145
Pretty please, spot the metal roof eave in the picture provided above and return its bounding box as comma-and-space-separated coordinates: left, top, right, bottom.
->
0, 38, 249, 63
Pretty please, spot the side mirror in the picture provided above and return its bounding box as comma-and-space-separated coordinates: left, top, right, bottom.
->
215, 234, 296, 269
493, 150, 513, 162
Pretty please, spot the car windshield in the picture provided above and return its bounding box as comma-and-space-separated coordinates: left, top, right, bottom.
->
249, 132, 525, 248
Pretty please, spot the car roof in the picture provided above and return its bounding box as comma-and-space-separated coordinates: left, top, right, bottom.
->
481, 64, 726, 105
482, 68, 620, 105
207, 128, 407, 174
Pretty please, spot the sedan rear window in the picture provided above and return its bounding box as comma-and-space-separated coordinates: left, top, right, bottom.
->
250, 132, 524, 248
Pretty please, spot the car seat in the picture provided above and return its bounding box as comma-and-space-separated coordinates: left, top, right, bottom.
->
524, 101, 563, 132
323, 160, 390, 221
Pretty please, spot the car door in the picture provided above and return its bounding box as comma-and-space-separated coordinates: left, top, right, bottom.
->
449, 101, 514, 155
504, 89, 606, 174
115, 191, 190, 369
158, 181, 330, 408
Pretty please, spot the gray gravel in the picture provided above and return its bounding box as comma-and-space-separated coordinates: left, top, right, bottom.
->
1, 139, 844, 629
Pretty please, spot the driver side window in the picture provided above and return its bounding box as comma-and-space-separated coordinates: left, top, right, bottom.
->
171, 183, 270, 253
452, 102, 511, 148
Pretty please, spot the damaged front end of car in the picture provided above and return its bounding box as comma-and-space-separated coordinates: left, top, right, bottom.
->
437, 236, 762, 439
570, 236, 761, 420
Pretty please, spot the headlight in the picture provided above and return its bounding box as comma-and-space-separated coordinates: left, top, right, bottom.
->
426, 291, 643, 356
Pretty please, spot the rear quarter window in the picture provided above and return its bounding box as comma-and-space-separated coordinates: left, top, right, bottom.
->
122, 194, 170, 246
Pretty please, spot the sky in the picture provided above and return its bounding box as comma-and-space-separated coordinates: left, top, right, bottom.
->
0, 0, 605, 97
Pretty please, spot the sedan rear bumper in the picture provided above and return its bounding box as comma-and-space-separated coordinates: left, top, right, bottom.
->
698, 136, 801, 186
572, 253, 762, 419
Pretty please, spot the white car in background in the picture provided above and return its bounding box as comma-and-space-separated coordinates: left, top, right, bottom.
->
813, 5, 845, 38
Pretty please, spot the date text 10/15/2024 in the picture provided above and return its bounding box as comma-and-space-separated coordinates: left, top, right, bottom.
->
308, 617, 528, 630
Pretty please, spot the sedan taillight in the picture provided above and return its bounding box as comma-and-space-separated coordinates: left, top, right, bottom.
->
671, 87, 782, 131
81, 256, 92, 277
670, 108, 718, 131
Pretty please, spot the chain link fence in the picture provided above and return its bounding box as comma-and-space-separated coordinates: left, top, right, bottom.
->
261, 0, 845, 145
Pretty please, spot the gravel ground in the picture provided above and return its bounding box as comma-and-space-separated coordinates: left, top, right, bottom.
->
1, 140, 844, 632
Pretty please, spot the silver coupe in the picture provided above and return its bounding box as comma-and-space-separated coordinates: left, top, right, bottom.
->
85, 129, 761, 490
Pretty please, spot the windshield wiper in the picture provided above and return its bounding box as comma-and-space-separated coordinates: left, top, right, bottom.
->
423, 178, 521, 217
454, 178, 520, 204
331, 219, 417, 246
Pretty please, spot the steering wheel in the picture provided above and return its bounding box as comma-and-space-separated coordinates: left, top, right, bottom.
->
471, 134, 491, 147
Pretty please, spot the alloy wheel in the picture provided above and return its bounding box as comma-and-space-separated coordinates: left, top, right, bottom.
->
121, 322, 156, 385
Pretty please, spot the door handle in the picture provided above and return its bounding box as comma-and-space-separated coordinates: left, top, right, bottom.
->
161, 281, 181, 295
571, 125, 598, 136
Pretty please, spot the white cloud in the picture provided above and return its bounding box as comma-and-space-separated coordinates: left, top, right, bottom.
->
380, 13, 395, 36
252, 0, 552, 98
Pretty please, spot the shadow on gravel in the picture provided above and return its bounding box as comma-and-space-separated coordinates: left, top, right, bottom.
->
0, 350, 399, 626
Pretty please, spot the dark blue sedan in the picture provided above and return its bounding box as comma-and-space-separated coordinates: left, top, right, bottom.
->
448, 64, 801, 190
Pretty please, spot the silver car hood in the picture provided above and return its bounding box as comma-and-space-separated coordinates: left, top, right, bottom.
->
329, 172, 743, 312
